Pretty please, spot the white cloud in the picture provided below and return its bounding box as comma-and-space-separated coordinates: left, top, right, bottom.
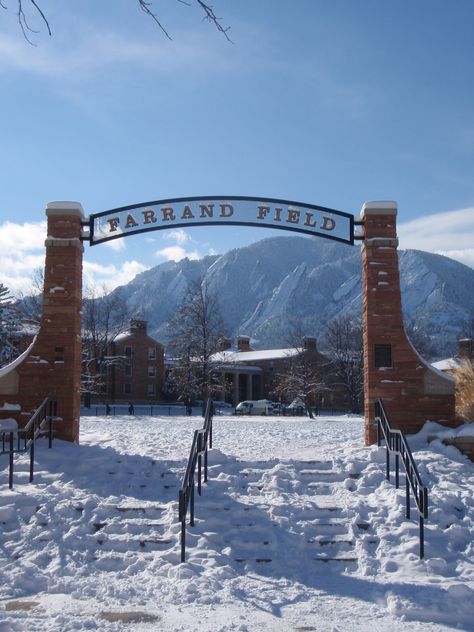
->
0, 220, 46, 294
83, 260, 148, 292
104, 237, 126, 252
0, 218, 148, 295
155, 228, 203, 261
163, 228, 190, 245
155, 246, 201, 262
398, 207, 474, 269
0, 25, 237, 82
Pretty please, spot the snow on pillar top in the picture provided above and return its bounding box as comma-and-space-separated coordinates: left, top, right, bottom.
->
46, 201, 85, 219
360, 201, 398, 242
360, 201, 397, 219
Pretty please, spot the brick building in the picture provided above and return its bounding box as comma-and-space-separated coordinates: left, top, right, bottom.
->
101, 319, 165, 403
432, 338, 473, 374
210, 335, 349, 409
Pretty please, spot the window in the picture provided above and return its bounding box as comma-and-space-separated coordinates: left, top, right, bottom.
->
125, 346, 132, 359
148, 347, 156, 360
124, 383, 131, 394
147, 383, 156, 396
374, 344, 392, 368
148, 365, 156, 377
124, 364, 132, 377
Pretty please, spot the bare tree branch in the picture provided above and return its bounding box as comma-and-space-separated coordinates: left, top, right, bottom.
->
137, 0, 172, 40
4, 0, 231, 45
196, 0, 232, 42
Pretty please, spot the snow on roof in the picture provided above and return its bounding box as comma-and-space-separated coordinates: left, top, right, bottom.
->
431, 357, 461, 372
114, 331, 132, 342
210, 347, 302, 363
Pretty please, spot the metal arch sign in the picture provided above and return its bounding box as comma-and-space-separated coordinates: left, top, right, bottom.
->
88, 196, 355, 246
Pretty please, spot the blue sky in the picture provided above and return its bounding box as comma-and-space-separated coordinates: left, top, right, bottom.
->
1, 0, 473, 293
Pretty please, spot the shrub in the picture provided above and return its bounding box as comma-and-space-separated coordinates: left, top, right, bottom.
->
454, 359, 474, 422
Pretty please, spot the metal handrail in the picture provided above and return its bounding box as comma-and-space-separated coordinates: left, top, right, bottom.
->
0, 397, 57, 489
374, 399, 428, 558
178, 398, 214, 562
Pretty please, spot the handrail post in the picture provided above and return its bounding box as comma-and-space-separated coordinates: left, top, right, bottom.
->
179, 490, 186, 563
190, 480, 195, 527
29, 438, 35, 483
395, 437, 400, 489
405, 475, 411, 519
419, 515, 425, 559
9, 432, 14, 490
198, 453, 202, 496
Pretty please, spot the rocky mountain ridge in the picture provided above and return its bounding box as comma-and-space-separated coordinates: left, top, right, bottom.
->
111, 236, 474, 359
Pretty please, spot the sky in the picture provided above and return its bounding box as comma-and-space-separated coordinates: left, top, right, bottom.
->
0, 0, 473, 294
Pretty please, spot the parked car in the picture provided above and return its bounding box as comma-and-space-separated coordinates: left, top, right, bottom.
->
235, 400, 272, 416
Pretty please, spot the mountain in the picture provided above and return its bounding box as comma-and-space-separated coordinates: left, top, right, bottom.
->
110, 236, 474, 359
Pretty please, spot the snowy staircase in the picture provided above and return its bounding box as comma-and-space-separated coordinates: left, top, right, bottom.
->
184, 458, 375, 571
55, 462, 182, 565
91, 503, 176, 554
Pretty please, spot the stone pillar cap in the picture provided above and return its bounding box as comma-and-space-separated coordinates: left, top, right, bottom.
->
360, 201, 397, 219
46, 201, 84, 218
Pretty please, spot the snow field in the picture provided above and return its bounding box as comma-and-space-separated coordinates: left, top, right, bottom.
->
0, 414, 473, 631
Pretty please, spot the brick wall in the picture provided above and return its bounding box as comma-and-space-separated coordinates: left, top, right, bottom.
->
361, 202, 456, 445
0, 202, 84, 442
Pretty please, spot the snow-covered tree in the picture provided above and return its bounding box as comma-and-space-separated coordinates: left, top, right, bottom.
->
166, 278, 227, 406
0, 283, 20, 367
271, 328, 327, 417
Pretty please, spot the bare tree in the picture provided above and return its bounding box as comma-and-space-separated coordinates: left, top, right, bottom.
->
81, 286, 137, 398
15, 267, 44, 325
0, 283, 20, 367
272, 325, 327, 417
166, 278, 227, 406
2, 0, 231, 45
323, 315, 364, 413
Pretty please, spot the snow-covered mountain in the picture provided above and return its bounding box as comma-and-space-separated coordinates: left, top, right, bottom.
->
112, 236, 474, 358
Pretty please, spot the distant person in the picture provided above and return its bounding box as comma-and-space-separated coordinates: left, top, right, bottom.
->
105, 404, 111, 415
128, 402, 134, 415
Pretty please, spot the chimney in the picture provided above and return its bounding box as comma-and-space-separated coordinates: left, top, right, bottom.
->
130, 319, 147, 335
458, 338, 473, 359
237, 336, 252, 352
303, 336, 317, 351
218, 337, 232, 351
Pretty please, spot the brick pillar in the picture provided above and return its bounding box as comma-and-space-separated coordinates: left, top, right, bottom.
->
361, 201, 455, 445
5, 202, 84, 442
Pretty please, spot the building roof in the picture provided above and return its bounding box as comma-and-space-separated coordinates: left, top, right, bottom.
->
210, 347, 302, 363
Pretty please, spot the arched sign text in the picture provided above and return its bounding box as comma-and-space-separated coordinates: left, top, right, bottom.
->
88, 196, 355, 246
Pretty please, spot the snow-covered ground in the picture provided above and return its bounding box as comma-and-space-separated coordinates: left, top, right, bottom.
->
0, 413, 473, 631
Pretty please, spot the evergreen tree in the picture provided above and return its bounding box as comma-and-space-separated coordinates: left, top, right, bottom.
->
0, 283, 20, 367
